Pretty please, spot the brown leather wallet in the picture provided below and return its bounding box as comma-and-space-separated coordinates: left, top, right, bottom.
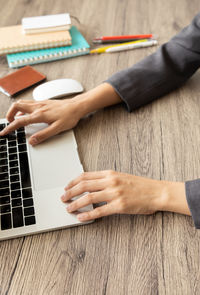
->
0, 66, 46, 96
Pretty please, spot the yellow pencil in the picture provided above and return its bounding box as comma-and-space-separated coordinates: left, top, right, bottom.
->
90, 39, 148, 54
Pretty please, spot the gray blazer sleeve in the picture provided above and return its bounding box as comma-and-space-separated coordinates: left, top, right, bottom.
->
106, 12, 200, 228
106, 12, 200, 111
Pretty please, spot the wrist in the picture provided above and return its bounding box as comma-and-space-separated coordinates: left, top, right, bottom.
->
71, 83, 122, 118
159, 181, 191, 215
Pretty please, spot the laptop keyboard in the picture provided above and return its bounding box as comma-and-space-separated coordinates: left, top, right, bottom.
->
0, 123, 36, 230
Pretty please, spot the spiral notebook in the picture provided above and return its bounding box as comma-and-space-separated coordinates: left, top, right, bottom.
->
7, 26, 90, 68
0, 25, 71, 55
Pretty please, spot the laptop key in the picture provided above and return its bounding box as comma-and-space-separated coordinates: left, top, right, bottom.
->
0, 172, 9, 180
0, 188, 10, 197
0, 138, 6, 145
8, 141, 17, 148
11, 190, 21, 199
12, 198, 22, 207
12, 207, 24, 228
10, 167, 19, 175
18, 144, 27, 152
24, 207, 35, 216
0, 196, 10, 205
22, 188, 32, 199
0, 166, 8, 173
0, 124, 6, 131
0, 180, 9, 189
9, 160, 18, 168
17, 132, 26, 139
1, 213, 12, 230
7, 134, 17, 141
0, 159, 8, 166
0, 152, 7, 159
11, 182, 21, 190
1, 204, 11, 213
8, 147, 17, 154
10, 174, 20, 182
25, 215, 36, 226
19, 152, 31, 188
0, 145, 7, 152
18, 137, 26, 144
23, 198, 33, 207
9, 153, 18, 161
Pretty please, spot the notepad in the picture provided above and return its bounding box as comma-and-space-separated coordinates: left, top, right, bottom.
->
22, 13, 71, 34
7, 26, 90, 68
0, 25, 71, 55
0, 66, 46, 96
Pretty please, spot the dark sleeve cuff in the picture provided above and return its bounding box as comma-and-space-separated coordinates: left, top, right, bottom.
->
185, 179, 200, 228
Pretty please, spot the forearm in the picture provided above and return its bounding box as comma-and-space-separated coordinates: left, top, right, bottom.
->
159, 181, 191, 216
73, 13, 200, 116
72, 82, 122, 117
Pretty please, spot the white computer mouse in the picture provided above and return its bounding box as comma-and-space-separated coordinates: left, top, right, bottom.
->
33, 78, 84, 101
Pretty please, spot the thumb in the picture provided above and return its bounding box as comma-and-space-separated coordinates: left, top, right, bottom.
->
29, 123, 61, 145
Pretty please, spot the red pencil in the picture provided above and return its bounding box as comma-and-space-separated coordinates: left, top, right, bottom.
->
93, 34, 154, 44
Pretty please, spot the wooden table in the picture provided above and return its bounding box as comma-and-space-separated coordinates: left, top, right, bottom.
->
0, 0, 200, 294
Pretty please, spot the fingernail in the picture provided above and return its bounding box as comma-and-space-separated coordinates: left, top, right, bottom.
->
30, 137, 38, 146
61, 195, 65, 201
78, 213, 88, 221
67, 205, 73, 212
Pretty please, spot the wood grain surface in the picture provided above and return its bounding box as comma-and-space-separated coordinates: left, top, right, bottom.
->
0, 0, 200, 294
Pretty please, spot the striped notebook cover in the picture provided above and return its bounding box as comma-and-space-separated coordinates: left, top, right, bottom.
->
7, 26, 90, 68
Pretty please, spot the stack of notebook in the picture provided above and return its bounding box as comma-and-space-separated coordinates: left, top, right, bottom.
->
0, 14, 72, 55
0, 13, 90, 68
7, 26, 90, 68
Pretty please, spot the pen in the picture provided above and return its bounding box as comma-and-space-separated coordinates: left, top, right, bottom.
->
105, 40, 158, 53
90, 39, 148, 54
93, 34, 154, 44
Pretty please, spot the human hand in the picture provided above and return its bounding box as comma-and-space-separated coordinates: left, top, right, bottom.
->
61, 170, 188, 222
0, 83, 121, 146
0, 98, 84, 145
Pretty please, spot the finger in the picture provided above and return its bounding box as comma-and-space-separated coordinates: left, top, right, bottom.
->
29, 122, 61, 146
0, 114, 39, 135
62, 179, 107, 202
6, 101, 37, 122
16, 111, 25, 116
66, 192, 106, 213
65, 170, 113, 190
77, 204, 115, 221
21, 100, 36, 103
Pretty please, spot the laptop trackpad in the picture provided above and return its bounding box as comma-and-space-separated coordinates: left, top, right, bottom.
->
26, 124, 83, 191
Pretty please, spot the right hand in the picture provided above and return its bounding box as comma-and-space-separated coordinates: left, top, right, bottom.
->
0, 98, 84, 145
0, 83, 122, 146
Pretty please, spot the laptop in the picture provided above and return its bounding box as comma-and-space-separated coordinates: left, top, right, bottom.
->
0, 118, 93, 241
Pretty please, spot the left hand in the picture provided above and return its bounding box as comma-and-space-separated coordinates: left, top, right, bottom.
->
61, 170, 167, 221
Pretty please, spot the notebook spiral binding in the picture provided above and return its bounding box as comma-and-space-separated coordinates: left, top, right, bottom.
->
7, 26, 90, 68
10, 48, 88, 67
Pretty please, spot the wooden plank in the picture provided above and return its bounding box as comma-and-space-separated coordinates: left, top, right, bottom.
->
0, 0, 200, 294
